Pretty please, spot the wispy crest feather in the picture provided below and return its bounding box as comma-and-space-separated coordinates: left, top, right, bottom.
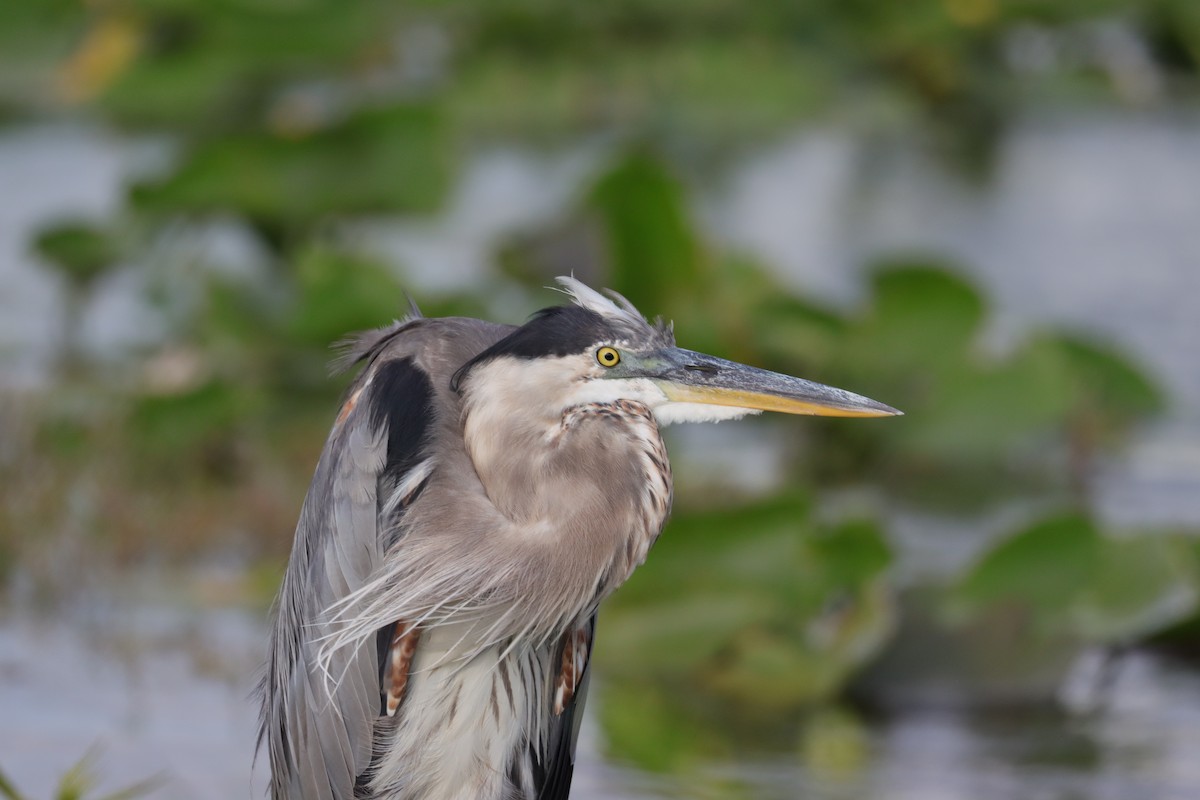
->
553, 275, 674, 348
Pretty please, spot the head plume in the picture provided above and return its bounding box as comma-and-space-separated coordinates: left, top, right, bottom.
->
553, 276, 674, 349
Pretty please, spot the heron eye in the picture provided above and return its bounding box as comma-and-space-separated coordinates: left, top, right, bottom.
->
596, 347, 621, 368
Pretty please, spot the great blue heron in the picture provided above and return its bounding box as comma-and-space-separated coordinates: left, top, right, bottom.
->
261, 277, 898, 799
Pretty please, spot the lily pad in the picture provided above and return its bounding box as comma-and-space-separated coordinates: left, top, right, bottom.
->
1069, 534, 1198, 642
956, 513, 1101, 613
131, 103, 450, 230
955, 514, 1199, 644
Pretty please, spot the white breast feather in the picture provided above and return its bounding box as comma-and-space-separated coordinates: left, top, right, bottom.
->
370, 620, 553, 800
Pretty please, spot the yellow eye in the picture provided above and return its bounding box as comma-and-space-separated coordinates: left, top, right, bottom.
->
596, 347, 621, 368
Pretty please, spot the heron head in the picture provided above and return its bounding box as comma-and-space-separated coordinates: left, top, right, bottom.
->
452, 276, 900, 426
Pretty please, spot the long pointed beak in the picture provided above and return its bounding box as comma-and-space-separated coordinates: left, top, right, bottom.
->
640, 348, 901, 418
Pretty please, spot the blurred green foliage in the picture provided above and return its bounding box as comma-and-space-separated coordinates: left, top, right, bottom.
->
131, 104, 449, 238
2, 0, 1199, 784
954, 514, 1198, 642
600, 495, 895, 741
0, 747, 160, 800
33, 221, 124, 290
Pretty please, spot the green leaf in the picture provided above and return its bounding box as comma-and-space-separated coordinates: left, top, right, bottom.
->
607, 492, 813, 607
129, 379, 255, 471
1032, 333, 1165, 424
0, 763, 25, 800
602, 495, 895, 709
597, 681, 727, 773
754, 289, 846, 369
807, 518, 892, 589
597, 593, 775, 674
1069, 534, 1199, 642
860, 261, 986, 367
589, 150, 702, 312
451, 39, 828, 139
42, 745, 162, 800
98, 1, 407, 128
285, 248, 404, 348
821, 262, 991, 439
887, 355, 1070, 461
953, 518, 1199, 644
98, 48, 249, 130
32, 221, 122, 289
957, 513, 1101, 612
132, 104, 450, 229
704, 628, 841, 708
798, 707, 871, 781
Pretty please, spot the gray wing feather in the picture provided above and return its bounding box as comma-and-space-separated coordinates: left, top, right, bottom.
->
267, 411, 385, 799
261, 316, 514, 799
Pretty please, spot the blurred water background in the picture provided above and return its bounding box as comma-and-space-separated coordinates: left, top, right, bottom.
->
2, 2, 1200, 799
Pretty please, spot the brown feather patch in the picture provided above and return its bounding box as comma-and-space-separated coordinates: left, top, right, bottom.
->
335, 386, 364, 426
553, 626, 590, 716
384, 622, 421, 717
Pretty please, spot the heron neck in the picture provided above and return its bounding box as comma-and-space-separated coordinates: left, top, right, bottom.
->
460, 397, 587, 525
463, 394, 664, 523
461, 388, 672, 610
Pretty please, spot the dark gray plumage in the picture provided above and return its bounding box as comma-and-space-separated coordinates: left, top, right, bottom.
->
260, 278, 899, 799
